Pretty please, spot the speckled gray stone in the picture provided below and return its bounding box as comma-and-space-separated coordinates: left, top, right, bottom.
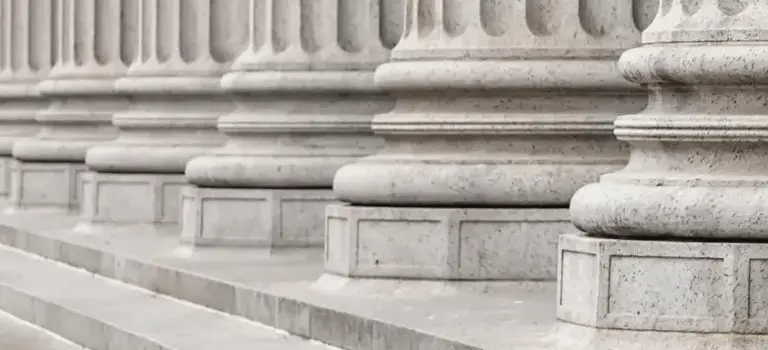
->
181, 186, 337, 248
180, 0, 401, 243
79, 173, 187, 227
6, 161, 85, 213
0, 1, 52, 199
326, 203, 571, 280
329, 0, 657, 283
570, 0, 768, 240
558, 233, 768, 333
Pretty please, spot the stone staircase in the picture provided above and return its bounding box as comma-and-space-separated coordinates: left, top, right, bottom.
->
0, 207, 766, 350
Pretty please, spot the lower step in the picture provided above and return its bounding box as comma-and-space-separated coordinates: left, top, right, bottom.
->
0, 309, 87, 350
0, 245, 337, 350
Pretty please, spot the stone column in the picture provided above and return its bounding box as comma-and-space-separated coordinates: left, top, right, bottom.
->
560, 0, 768, 333
182, 0, 402, 247
9, 0, 137, 212
79, 0, 248, 229
0, 0, 53, 199
324, 0, 655, 283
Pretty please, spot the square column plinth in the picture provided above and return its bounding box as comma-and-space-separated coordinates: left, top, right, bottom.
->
79, 173, 188, 227
325, 204, 571, 280
0, 157, 12, 197
558, 234, 768, 334
181, 187, 336, 247
7, 160, 86, 212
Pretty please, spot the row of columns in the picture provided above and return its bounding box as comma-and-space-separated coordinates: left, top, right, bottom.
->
0, 0, 762, 335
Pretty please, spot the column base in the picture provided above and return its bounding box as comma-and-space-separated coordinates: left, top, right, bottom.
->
79, 172, 188, 227
558, 234, 768, 334
7, 160, 85, 212
325, 204, 571, 280
180, 187, 336, 247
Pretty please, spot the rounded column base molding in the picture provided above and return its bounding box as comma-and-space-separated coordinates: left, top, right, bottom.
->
620, 44, 768, 86
185, 154, 362, 188
571, 182, 768, 240
558, 234, 768, 334
325, 203, 571, 281
0, 98, 46, 154
13, 138, 108, 163
376, 59, 639, 92
37, 76, 121, 96
334, 156, 626, 206
86, 144, 222, 174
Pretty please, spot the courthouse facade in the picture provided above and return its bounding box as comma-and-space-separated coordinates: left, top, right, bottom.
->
0, 0, 763, 348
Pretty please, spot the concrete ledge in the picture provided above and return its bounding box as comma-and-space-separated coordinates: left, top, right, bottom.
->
326, 204, 571, 280
7, 161, 85, 212
181, 186, 337, 247
80, 172, 187, 226
558, 234, 768, 333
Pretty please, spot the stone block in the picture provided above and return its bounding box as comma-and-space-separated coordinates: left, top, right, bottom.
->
558, 234, 768, 333
0, 157, 11, 197
7, 161, 86, 212
181, 186, 336, 247
325, 204, 571, 280
79, 172, 188, 226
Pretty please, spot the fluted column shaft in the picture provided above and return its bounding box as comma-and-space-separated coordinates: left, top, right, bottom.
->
0, 0, 53, 197
8, 0, 137, 211
559, 0, 768, 333
322, 0, 656, 283
180, 0, 402, 247
77, 0, 248, 229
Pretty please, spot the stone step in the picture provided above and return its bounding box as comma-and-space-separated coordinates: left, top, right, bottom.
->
0, 309, 88, 350
0, 211, 487, 350
0, 244, 337, 350
6, 211, 768, 350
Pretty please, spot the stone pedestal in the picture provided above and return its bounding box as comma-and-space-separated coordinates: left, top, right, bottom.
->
181, 187, 335, 247
80, 0, 248, 228
181, 0, 402, 247
6, 161, 85, 213
0, 0, 53, 198
559, 234, 768, 334
327, 0, 656, 282
326, 204, 570, 280
10, 0, 137, 212
560, 0, 768, 334
79, 173, 187, 226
